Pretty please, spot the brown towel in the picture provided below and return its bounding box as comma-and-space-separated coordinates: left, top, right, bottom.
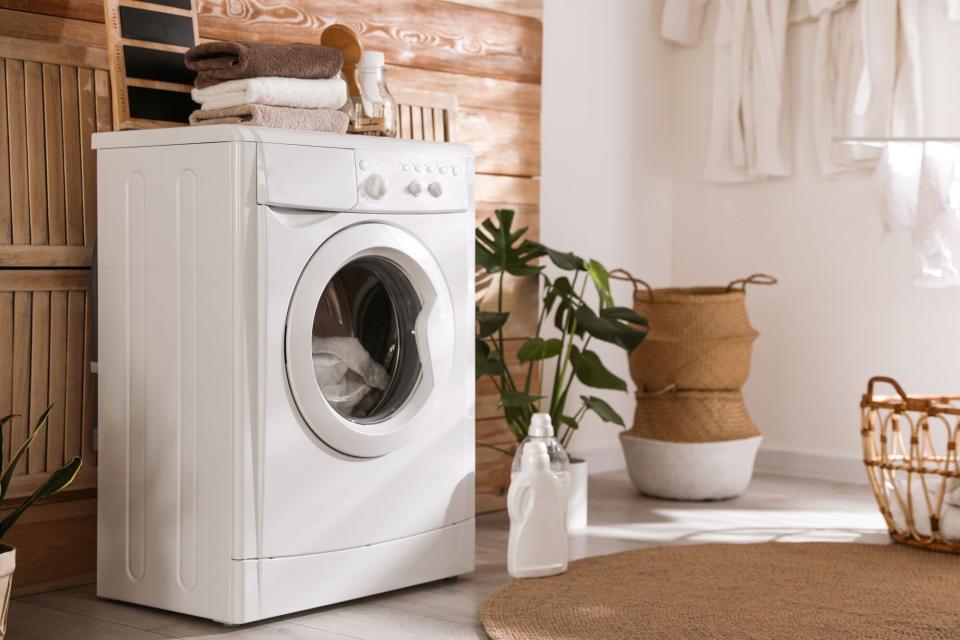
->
188, 105, 349, 133
185, 42, 343, 89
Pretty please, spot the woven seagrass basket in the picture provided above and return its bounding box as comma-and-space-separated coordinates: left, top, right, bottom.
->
629, 388, 760, 443
861, 376, 960, 553
610, 271, 776, 391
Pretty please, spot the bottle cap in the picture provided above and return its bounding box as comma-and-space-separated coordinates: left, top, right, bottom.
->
521, 440, 551, 471
359, 51, 385, 68
528, 413, 555, 438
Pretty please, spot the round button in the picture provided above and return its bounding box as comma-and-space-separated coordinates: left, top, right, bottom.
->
402, 163, 411, 171
439, 166, 448, 175
451, 166, 459, 176
427, 165, 435, 174
407, 180, 423, 197
414, 164, 423, 173
427, 181, 443, 198
363, 174, 388, 200
359, 159, 369, 171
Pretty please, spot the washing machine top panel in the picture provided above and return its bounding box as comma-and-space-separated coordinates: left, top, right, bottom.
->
93, 125, 473, 215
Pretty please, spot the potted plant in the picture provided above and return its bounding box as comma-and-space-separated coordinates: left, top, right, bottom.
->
476, 209, 647, 528
0, 406, 82, 637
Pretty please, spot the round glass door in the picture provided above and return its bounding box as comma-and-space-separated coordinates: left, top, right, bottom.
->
312, 257, 422, 423
285, 223, 455, 458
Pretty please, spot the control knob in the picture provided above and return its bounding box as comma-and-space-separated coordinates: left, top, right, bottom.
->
363, 174, 387, 200
427, 181, 443, 198
407, 180, 423, 197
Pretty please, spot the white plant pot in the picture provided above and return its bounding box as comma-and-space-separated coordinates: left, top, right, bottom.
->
567, 458, 588, 530
619, 434, 762, 501
0, 545, 14, 639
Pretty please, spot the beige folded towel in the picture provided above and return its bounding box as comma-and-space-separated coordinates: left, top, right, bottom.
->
188, 105, 349, 133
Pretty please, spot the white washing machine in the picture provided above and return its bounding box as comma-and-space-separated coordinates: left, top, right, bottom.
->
93, 126, 475, 624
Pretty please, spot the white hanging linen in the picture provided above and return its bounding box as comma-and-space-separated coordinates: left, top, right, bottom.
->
949, 0, 960, 20
913, 143, 960, 288
805, 0, 923, 176
662, 0, 791, 182
872, 142, 923, 233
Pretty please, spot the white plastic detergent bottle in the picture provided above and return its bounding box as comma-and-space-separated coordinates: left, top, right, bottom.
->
507, 440, 568, 579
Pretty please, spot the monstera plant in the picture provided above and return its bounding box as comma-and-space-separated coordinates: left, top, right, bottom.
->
476, 209, 648, 448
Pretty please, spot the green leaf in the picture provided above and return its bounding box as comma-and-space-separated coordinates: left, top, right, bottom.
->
0, 456, 81, 539
528, 242, 583, 271
475, 340, 506, 378
557, 415, 579, 432
500, 390, 543, 408
574, 305, 646, 352
600, 306, 649, 328
586, 260, 614, 308
569, 347, 627, 391
477, 309, 510, 338
580, 395, 625, 426
516, 337, 563, 362
475, 210, 545, 277
1, 405, 54, 504
543, 276, 572, 313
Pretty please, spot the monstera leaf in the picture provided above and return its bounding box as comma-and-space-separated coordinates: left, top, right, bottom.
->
475, 209, 544, 277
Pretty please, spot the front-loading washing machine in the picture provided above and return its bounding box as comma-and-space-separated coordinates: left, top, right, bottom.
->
93, 126, 475, 624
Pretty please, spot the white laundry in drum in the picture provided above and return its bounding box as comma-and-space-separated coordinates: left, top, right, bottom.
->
312, 336, 388, 414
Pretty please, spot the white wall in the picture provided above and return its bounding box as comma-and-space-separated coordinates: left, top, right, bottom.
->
542, 1, 960, 479
541, 0, 674, 471
669, 3, 960, 479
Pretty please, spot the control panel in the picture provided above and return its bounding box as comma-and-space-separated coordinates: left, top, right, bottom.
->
354, 149, 469, 213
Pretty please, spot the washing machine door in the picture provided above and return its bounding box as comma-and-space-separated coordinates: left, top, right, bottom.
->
285, 222, 455, 458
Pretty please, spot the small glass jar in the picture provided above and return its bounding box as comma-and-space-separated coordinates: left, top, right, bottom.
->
349, 51, 398, 137
511, 413, 570, 489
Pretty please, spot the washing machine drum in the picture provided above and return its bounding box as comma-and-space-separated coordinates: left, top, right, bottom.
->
285, 224, 455, 458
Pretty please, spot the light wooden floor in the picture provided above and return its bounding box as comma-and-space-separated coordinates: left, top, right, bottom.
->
8, 471, 888, 639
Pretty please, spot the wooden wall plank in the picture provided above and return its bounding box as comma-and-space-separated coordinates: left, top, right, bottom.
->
0, 8, 105, 50
444, 0, 542, 19
80, 292, 95, 466
10, 292, 30, 473
43, 63, 66, 246
0, 35, 108, 69
63, 291, 84, 461
28, 291, 50, 474
196, 0, 541, 84
0, 62, 8, 246
78, 66, 96, 247
475, 174, 540, 205
25, 61, 48, 245
0, 270, 91, 291
60, 65, 85, 247
1, 495, 96, 595
476, 443, 514, 513
388, 65, 539, 115
47, 291, 67, 469
0, 292, 11, 466
461, 107, 539, 176
6, 59, 29, 245
0, 246, 93, 267
0, 1, 103, 23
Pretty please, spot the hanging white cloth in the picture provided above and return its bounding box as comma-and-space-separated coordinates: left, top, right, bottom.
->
872, 142, 923, 233
662, 0, 791, 182
913, 142, 960, 288
806, 0, 923, 176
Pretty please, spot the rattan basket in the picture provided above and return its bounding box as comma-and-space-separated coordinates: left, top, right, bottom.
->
861, 376, 960, 553
610, 271, 775, 391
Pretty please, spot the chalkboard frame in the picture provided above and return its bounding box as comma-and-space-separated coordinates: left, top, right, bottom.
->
103, 0, 199, 130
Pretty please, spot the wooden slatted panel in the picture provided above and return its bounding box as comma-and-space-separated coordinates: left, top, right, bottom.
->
1, 53, 104, 268
0, 270, 94, 493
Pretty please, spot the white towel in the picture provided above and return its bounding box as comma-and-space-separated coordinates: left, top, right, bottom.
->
192, 76, 348, 111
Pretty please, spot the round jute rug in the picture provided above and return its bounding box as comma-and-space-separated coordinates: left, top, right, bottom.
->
481, 542, 960, 639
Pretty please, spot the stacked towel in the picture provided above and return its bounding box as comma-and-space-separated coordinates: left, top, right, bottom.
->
184, 41, 348, 133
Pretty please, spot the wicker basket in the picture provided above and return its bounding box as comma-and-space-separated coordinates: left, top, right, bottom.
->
628, 389, 760, 443
610, 271, 775, 391
861, 376, 960, 553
